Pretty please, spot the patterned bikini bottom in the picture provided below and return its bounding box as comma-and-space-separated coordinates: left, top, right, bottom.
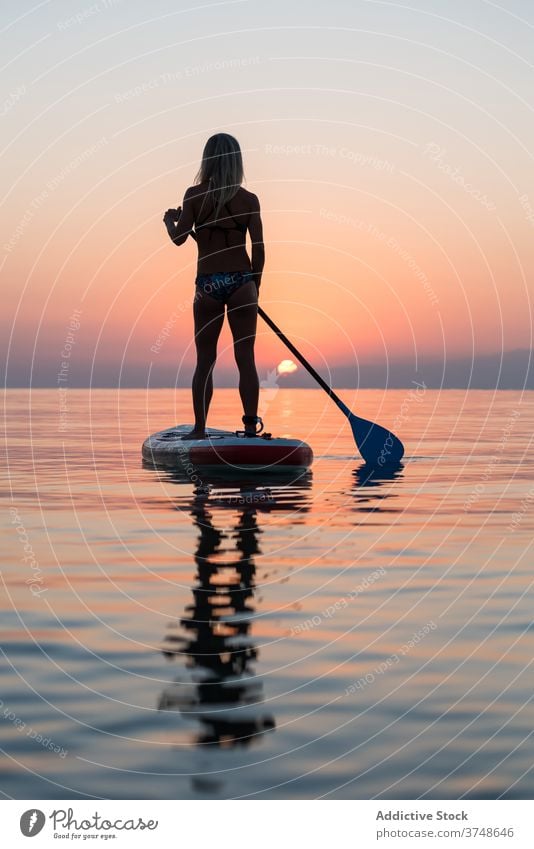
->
195, 270, 255, 304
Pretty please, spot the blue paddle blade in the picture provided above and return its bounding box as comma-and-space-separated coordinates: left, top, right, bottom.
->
347, 412, 405, 465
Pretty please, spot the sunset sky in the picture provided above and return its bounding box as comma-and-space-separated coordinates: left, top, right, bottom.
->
2, 0, 533, 388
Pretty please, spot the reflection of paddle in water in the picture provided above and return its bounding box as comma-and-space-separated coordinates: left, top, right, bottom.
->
158, 486, 275, 753
351, 460, 404, 513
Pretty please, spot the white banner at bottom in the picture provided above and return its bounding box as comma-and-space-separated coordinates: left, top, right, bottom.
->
2, 799, 531, 848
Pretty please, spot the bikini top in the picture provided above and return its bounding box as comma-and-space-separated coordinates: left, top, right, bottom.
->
195, 191, 247, 248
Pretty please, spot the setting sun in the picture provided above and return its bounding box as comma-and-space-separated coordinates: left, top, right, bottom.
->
277, 359, 298, 375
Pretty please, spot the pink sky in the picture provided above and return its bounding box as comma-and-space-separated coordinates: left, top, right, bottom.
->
2, 1, 533, 387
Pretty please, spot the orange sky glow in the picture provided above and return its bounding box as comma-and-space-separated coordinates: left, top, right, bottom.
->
2, 2, 533, 387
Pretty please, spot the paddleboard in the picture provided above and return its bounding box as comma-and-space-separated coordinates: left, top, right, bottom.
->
142, 425, 313, 474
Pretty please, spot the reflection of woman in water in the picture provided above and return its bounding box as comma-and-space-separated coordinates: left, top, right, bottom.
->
163, 133, 265, 440
159, 488, 275, 750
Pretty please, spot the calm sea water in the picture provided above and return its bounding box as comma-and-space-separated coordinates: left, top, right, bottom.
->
1, 388, 533, 800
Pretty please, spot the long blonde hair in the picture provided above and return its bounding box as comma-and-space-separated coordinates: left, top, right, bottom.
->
194, 133, 244, 221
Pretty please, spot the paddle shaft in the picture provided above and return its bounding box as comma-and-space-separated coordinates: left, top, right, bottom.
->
179, 225, 404, 461
258, 306, 350, 416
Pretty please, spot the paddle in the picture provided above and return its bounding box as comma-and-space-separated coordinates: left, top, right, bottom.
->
257, 306, 404, 466
172, 216, 404, 464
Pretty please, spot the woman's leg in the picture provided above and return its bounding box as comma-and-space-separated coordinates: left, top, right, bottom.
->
227, 280, 259, 432
185, 288, 225, 438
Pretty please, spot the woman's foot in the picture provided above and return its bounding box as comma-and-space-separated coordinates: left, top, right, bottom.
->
241, 415, 264, 437
179, 429, 207, 440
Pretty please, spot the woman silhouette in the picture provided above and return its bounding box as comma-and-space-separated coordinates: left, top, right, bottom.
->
163, 133, 265, 439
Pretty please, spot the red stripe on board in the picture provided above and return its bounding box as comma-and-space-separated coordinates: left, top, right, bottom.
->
189, 444, 313, 467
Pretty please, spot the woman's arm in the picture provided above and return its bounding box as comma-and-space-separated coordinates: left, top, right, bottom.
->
163, 187, 196, 246
248, 193, 265, 289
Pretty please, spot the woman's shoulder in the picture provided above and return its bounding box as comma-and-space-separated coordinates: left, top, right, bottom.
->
184, 184, 210, 213
238, 186, 259, 202
234, 187, 260, 212
184, 183, 206, 199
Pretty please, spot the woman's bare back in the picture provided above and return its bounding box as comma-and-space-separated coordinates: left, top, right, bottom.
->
191, 183, 257, 274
